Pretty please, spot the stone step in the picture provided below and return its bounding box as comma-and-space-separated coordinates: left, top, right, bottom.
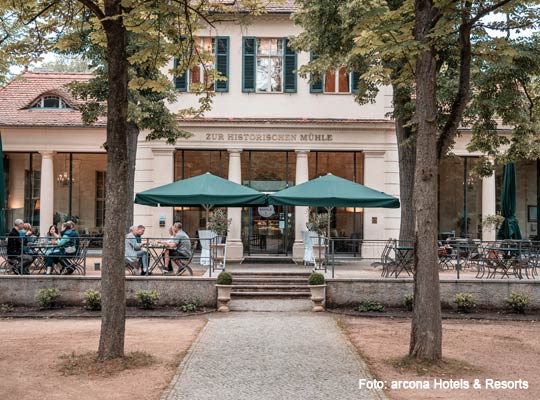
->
231, 291, 311, 298
231, 284, 310, 292
231, 272, 310, 278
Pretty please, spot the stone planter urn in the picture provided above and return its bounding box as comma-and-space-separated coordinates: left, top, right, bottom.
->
308, 284, 326, 312
216, 284, 233, 312
213, 243, 226, 266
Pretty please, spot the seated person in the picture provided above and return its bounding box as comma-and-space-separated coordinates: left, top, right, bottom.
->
7, 219, 33, 274
125, 225, 149, 275
44, 221, 80, 275
46, 225, 60, 244
164, 222, 191, 273
20, 223, 36, 256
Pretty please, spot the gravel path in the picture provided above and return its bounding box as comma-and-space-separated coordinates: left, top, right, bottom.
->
162, 312, 386, 400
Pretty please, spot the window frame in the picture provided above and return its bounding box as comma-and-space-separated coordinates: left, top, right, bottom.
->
255, 37, 284, 93
29, 95, 72, 109
323, 68, 352, 94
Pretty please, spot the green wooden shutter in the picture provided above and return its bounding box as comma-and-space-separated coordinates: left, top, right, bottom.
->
309, 52, 323, 93
174, 58, 187, 92
242, 37, 256, 92
351, 72, 360, 93
283, 38, 297, 93
215, 36, 229, 92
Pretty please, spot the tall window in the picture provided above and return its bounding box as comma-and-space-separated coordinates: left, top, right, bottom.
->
324, 68, 350, 93
174, 36, 229, 93
256, 38, 284, 92
190, 37, 215, 90
242, 37, 297, 93
24, 170, 40, 226
95, 171, 106, 228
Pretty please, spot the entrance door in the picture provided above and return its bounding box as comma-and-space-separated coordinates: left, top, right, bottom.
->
242, 205, 294, 255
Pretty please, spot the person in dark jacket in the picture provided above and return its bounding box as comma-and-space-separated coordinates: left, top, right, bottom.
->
7, 219, 33, 274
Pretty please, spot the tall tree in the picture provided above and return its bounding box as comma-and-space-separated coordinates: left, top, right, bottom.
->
0, 0, 265, 360
292, 0, 417, 241
292, 0, 540, 361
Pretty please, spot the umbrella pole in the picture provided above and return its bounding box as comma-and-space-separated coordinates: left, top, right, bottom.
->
203, 204, 213, 229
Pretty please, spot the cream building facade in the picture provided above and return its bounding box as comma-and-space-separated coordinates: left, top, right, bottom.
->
0, 7, 536, 262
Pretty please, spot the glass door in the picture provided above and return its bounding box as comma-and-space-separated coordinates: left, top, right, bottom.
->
243, 205, 294, 255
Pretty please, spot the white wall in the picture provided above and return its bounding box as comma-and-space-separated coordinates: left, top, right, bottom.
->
165, 16, 393, 120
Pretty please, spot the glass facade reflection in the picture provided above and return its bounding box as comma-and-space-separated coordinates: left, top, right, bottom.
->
4, 152, 107, 235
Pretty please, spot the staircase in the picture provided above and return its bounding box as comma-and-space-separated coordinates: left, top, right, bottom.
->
229, 271, 311, 299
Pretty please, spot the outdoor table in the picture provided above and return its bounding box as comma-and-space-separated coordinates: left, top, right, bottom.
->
394, 245, 414, 277
145, 244, 171, 275
28, 243, 57, 274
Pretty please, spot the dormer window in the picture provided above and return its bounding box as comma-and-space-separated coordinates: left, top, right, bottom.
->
29, 95, 71, 109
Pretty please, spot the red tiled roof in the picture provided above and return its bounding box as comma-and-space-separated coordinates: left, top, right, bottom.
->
0, 71, 106, 128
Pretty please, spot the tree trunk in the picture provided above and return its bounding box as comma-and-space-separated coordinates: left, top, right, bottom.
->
409, 0, 442, 361
126, 122, 139, 229
394, 87, 416, 242
98, 0, 129, 360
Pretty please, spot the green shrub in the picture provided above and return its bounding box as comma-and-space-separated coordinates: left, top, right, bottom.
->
179, 298, 203, 312
454, 293, 476, 313
83, 289, 102, 311
0, 304, 14, 313
404, 294, 414, 311
506, 292, 530, 314
357, 300, 385, 312
36, 288, 61, 309
216, 271, 233, 285
308, 272, 325, 286
134, 290, 160, 309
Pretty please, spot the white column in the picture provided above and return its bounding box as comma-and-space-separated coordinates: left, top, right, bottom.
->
292, 149, 310, 261
227, 149, 243, 261
150, 147, 175, 237
363, 151, 387, 257
482, 171, 496, 241
39, 151, 55, 236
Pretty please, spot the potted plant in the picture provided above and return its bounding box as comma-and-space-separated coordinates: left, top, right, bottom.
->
482, 213, 505, 233
307, 211, 328, 268
215, 271, 233, 312
307, 272, 326, 312
208, 209, 231, 266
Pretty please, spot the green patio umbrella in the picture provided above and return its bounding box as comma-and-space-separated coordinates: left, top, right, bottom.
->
134, 172, 267, 227
0, 133, 5, 237
497, 163, 522, 240
268, 173, 400, 238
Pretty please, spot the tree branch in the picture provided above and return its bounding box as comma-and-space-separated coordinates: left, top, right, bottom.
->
77, 0, 105, 21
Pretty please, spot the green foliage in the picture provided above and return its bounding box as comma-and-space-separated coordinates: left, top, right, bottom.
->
208, 209, 231, 237
134, 290, 160, 310
83, 289, 102, 311
0, 303, 14, 313
404, 293, 414, 311
308, 272, 325, 286
357, 300, 385, 313
505, 292, 531, 314
453, 293, 476, 313
36, 288, 61, 309
216, 272, 233, 285
482, 214, 505, 231
178, 298, 203, 312
307, 211, 328, 236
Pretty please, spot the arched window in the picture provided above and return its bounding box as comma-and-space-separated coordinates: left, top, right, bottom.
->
29, 95, 72, 109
